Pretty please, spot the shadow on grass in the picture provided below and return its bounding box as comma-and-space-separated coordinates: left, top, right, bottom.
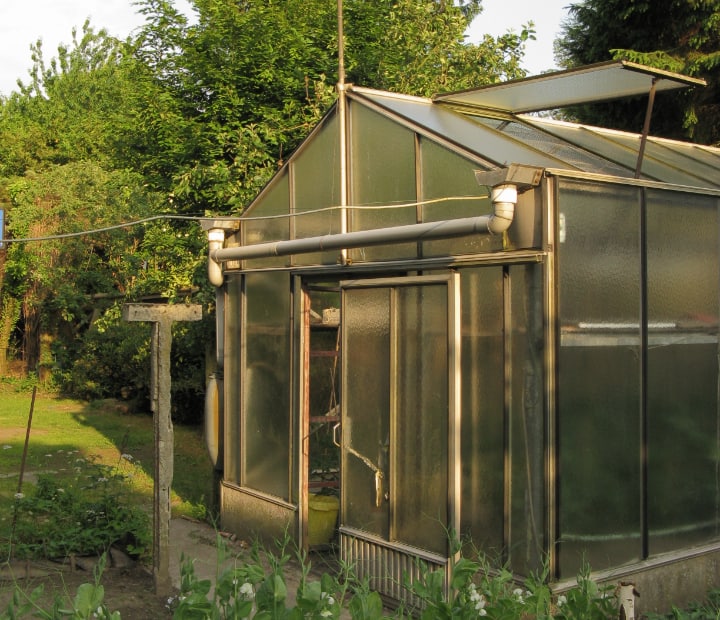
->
73, 399, 216, 518
0, 389, 215, 523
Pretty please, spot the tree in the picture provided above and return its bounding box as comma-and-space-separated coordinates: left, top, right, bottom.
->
0, 0, 534, 420
556, 0, 720, 144
129, 0, 534, 214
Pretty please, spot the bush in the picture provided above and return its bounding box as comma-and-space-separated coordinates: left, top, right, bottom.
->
4, 452, 150, 561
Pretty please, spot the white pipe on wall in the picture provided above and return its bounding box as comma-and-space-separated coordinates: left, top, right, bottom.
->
207, 228, 226, 287
209, 210, 508, 264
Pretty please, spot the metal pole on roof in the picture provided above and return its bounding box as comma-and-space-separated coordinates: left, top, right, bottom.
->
337, 0, 349, 265
634, 78, 658, 179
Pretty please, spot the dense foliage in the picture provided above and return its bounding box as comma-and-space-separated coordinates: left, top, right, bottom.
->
0, 0, 533, 421
556, 0, 720, 144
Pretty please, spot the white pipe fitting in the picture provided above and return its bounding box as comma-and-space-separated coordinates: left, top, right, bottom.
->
487, 183, 518, 235
207, 228, 226, 287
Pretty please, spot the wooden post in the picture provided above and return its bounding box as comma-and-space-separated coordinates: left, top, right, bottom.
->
122, 303, 202, 596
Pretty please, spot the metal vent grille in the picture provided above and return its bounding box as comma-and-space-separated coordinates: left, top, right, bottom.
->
340, 532, 448, 608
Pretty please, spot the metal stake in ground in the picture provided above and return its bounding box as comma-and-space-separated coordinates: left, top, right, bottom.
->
122, 303, 202, 597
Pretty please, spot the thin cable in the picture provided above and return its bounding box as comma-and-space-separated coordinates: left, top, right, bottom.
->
236, 194, 488, 222
2, 214, 202, 244
2, 194, 488, 244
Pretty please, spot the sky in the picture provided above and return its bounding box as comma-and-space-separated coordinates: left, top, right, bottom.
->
0, 0, 569, 97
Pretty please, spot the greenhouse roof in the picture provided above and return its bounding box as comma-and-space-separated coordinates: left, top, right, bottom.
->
350, 62, 720, 189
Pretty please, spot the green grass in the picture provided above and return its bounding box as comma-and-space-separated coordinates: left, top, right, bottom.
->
0, 384, 214, 532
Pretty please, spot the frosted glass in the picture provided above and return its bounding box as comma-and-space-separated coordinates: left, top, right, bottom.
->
557, 179, 642, 576
224, 275, 243, 483
646, 190, 720, 553
242, 272, 291, 499
342, 287, 391, 538
293, 114, 342, 266
394, 285, 448, 555
242, 173, 290, 269
420, 138, 499, 257
348, 103, 417, 262
459, 267, 505, 554
509, 264, 545, 574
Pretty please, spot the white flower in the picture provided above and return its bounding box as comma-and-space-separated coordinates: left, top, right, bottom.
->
320, 611, 333, 618
97, 477, 109, 483
121, 453, 134, 462
479, 609, 487, 616
2, 445, 11, 450
321, 592, 335, 606
239, 582, 254, 599
57, 488, 64, 493
513, 587, 525, 603
557, 594, 567, 607
14, 492, 24, 500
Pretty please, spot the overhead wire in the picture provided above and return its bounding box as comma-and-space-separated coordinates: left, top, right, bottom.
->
1, 194, 488, 244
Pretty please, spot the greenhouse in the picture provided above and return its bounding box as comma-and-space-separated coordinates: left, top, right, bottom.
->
202, 61, 720, 609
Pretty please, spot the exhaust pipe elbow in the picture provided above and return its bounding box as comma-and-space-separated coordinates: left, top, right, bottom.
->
487, 184, 517, 235
207, 228, 225, 287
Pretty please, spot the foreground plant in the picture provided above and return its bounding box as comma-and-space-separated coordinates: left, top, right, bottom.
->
4, 451, 150, 562
0, 554, 120, 620
404, 537, 617, 620
171, 531, 391, 620
646, 588, 720, 620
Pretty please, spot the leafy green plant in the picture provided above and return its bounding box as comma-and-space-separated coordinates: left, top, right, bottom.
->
171, 531, 391, 620
404, 537, 617, 619
4, 451, 150, 561
0, 553, 120, 620
646, 588, 720, 620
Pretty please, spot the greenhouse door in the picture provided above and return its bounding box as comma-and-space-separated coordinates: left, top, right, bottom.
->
339, 275, 460, 597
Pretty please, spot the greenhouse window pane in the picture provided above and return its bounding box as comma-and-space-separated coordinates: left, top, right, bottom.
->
646, 190, 720, 554
293, 114, 343, 266
224, 274, 242, 484
420, 138, 499, 256
242, 172, 290, 269
342, 287, 391, 539
459, 267, 505, 556
557, 180, 642, 577
242, 272, 291, 499
509, 263, 545, 574
348, 103, 417, 262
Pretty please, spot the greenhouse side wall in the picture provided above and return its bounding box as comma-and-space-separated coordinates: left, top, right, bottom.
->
554, 174, 720, 609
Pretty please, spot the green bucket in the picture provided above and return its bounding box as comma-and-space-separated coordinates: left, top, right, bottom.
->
308, 493, 339, 546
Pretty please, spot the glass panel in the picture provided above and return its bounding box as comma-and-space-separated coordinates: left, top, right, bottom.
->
420, 139, 499, 257
242, 171, 290, 269
509, 263, 545, 574
224, 274, 242, 483
348, 103, 417, 262
394, 285, 448, 555
357, 91, 564, 169
647, 190, 720, 554
342, 287, 390, 538
477, 117, 631, 177
242, 272, 291, 498
459, 267, 505, 556
294, 114, 343, 266
557, 180, 642, 577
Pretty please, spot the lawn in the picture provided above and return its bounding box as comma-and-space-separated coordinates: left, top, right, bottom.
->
0, 383, 215, 546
